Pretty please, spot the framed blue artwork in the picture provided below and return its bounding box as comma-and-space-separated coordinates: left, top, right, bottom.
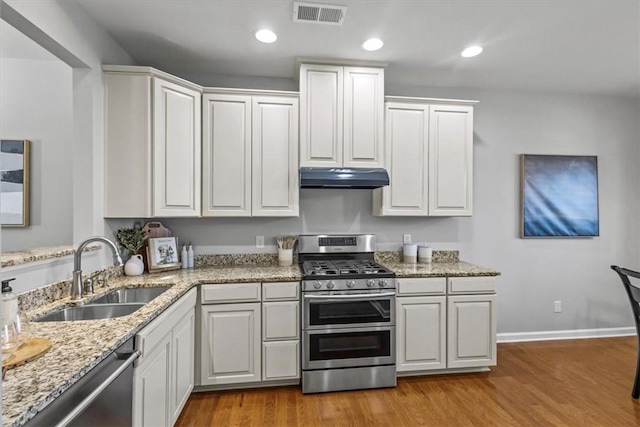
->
520, 154, 599, 238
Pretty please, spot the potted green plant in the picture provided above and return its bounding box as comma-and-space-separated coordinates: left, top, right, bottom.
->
116, 228, 147, 276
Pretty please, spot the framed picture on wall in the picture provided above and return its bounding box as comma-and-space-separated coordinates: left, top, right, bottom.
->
1, 139, 30, 227
520, 154, 599, 238
147, 236, 181, 272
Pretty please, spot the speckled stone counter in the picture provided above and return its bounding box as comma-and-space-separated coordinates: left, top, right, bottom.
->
2, 255, 498, 426
1, 245, 100, 268
1, 265, 301, 427
385, 260, 501, 278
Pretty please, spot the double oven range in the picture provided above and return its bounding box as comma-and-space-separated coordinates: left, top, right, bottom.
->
299, 234, 397, 394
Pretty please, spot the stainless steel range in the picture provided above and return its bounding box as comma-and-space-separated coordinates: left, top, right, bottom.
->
299, 234, 397, 394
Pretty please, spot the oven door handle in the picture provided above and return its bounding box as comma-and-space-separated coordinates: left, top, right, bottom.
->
303, 292, 396, 299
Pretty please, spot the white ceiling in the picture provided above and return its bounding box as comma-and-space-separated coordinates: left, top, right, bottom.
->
1, 20, 59, 62
73, 0, 640, 97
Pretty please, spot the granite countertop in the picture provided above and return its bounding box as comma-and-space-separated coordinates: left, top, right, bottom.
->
2, 257, 500, 426
386, 260, 501, 278
1, 265, 301, 427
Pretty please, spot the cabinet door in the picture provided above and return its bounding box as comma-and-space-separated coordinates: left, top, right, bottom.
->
447, 294, 497, 368
153, 78, 201, 217
171, 309, 195, 425
397, 296, 446, 372
105, 73, 153, 217
133, 331, 172, 427
202, 94, 252, 216
200, 303, 261, 385
252, 96, 299, 216
428, 104, 473, 216
374, 102, 429, 216
299, 64, 343, 167
262, 340, 300, 381
262, 301, 299, 341
343, 67, 384, 168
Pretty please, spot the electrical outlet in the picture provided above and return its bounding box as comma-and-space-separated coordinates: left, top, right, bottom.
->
256, 236, 265, 248
554, 300, 562, 313
403, 234, 412, 244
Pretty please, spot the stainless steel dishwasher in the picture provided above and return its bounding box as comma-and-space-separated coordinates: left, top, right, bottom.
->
25, 337, 140, 427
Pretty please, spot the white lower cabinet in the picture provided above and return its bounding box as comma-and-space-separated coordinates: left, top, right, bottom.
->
262, 300, 300, 381
133, 288, 197, 427
200, 302, 261, 385
198, 281, 300, 388
397, 296, 446, 372
262, 340, 300, 381
134, 332, 172, 427
447, 294, 497, 369
396, 276, 497, 375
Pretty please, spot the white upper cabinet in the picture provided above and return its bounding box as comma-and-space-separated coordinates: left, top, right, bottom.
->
202, 90, 299, 217
343, 67, 384, 167
428, 104, 474, 216
104, 66, 202, 218
251, 96, 299, 216
153, 79, 202, 217
373, 97, 476, 217
373, 102, 429, 216
299, 63, 384, 168
202, 94, 252, 216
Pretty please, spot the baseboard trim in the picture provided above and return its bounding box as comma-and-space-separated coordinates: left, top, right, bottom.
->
497, 327, 636, 343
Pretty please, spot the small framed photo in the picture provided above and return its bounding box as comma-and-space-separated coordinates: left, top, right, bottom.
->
147, 237, 181, 272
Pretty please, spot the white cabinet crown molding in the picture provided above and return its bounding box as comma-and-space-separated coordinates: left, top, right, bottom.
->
203, 87, 299, 97
385, 95, 479, 106
102, 65, 203, 92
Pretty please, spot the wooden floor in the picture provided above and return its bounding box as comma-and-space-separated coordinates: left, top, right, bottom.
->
176, 336, 640, 426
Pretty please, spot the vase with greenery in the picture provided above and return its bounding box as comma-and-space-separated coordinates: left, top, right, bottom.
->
116, 228, 147, 260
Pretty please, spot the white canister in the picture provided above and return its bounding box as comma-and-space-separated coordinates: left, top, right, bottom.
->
278, 248, 293, 267
403, 244, 418, 264
418, 245, 433, 263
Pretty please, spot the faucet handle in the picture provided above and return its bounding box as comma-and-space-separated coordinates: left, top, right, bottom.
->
84, 277, 95, 295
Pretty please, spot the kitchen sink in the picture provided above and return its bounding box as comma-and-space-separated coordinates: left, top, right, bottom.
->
34, 303, 145, 322
90, 286, 171, 305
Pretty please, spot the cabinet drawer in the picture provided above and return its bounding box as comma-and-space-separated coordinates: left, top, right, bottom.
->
397, 278, 446, 296
201, 283, 261, 303
262, 301, 299, 341
448, 277, 496, 294
262, 282, 300, 301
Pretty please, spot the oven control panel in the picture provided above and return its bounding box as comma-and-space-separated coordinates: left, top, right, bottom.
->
303, 278, 396, 292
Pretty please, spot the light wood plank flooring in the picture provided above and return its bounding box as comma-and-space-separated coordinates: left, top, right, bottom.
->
177, 337, 640, 426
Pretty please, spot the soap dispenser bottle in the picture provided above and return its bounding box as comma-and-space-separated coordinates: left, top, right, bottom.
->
181, 245, 188, 269
187, 243, 194, 268
1, 278, 18, 327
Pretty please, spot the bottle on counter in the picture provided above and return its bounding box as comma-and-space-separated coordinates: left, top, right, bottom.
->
2, 278, 17, 327
187, 243, 194, 268
181, 245, 188, 269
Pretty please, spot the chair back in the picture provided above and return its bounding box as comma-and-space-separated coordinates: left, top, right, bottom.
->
611, 265, 640, 335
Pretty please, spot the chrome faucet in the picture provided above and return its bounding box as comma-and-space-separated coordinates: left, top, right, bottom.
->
71, 236, 124, 300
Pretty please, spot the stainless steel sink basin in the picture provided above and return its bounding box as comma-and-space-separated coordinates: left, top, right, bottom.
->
34, 303, 145, 322
90, 286, 171, 305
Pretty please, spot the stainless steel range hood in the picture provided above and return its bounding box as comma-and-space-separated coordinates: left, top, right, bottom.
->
300, 167, 390, 189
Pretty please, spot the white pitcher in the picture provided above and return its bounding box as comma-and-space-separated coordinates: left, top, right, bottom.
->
124, 254, 144, 276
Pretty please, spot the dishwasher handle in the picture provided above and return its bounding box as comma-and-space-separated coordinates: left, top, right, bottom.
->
54, 350, 141, 427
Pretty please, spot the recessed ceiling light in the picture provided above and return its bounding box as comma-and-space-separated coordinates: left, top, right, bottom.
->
461, 45, 483, 58
362, 38, 384, 51
255, 29, 277, 43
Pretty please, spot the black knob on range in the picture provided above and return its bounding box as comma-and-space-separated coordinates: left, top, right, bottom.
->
378, 279, 388, 287
346, 280, 356, 288
366, 279, 376, 288
326, 281, 335, 289
313, 281, 321, 289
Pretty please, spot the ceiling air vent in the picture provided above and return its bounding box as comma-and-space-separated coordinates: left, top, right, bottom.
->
293, 2, 347, 25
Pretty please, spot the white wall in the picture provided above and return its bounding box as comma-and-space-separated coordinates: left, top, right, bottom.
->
107, 85, 640, 336
1, 57, 73, 251
1, 0, 133, 286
